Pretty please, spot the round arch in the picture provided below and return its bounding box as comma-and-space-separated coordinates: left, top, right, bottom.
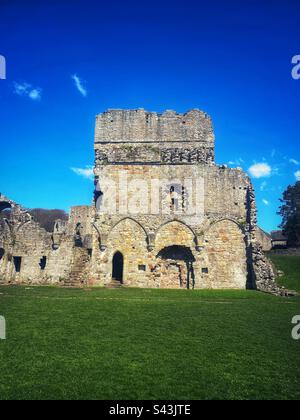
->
0, 201, 12, 212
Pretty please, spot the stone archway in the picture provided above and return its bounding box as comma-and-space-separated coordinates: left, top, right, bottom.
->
107, 218, 148, 285
0, 193, 18, 214
156, 245, 196, 289
0, 201, 12, 213
0, 202, 12, 224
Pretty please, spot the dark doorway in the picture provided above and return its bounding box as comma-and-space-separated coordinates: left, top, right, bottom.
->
0, 248, 4, 261
112, 252, 124, 283
13, 256, 22, 273
74, 223, 83, 247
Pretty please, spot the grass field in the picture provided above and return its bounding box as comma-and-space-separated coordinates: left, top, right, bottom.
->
0, 281, 300, 400
268, 253, 300, 293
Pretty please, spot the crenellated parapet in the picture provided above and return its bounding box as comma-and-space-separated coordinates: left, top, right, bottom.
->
94, 109, 215, 167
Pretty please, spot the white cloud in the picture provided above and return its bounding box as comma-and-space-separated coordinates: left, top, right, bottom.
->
14, 82, 30, 95
14, 82, 42, 101
28, 89, 42, 101
248, 163, 272, 179
260, 181, 267, 191
71, 167, 94, 180
71, 74, 87, 97
295, 171, 300, 181
290, 158, 300, 165
228, 158, 244, 167
262, 199, 269, 206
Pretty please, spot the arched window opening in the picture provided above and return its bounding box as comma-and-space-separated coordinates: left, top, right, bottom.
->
39, 256, 47, 270
74, 223, 83, 247
0, 201, 12, 212
169, 184, 186, 213
13, 256, 22, 273
182, 186, 186, 210
0, 202, 12, 221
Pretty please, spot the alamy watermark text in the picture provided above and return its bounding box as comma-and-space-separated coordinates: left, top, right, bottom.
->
95, 170, 205, 223
291, 315, 300, 340
292, 55, 300, 80
0, 316, 6, 340
0, 55, 6, 80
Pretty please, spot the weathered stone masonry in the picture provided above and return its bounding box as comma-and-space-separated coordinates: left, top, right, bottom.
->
0, 109, 279, 292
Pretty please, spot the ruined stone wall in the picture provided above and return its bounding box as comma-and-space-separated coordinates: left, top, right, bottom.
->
91, 213, 248, 290
95, 109, 214, 144
0, 197, 85, 285
94, 109, 215, 168
67, 206, 94, 237
91, 109, 253, 289
0, 219, 11, 280
0, 108, 278, 292
94, 164, 251, 229
0, 216, 76, 285
256, 227, 272, 252
11, 221, 51, 283
203, 220, 247, 288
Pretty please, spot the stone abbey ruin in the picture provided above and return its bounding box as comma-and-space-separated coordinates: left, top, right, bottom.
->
0, 109, 280, 292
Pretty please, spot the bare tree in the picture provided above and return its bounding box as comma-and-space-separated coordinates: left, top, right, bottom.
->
28, 209, 69, 232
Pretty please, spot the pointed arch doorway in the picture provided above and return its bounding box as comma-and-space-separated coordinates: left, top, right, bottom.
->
112, 251, 124, 283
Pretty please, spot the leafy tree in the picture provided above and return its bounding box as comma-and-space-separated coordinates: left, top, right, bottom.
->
28, 209, 69, 232
278, 181, 300, 247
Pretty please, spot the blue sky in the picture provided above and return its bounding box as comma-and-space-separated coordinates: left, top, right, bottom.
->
0, 0, 299, 232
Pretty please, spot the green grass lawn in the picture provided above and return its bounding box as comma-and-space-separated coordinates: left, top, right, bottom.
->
268, 253, 300, 293
0, 284, 300, 400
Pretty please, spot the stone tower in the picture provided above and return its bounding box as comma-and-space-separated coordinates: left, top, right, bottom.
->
92, 109, 255, 288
